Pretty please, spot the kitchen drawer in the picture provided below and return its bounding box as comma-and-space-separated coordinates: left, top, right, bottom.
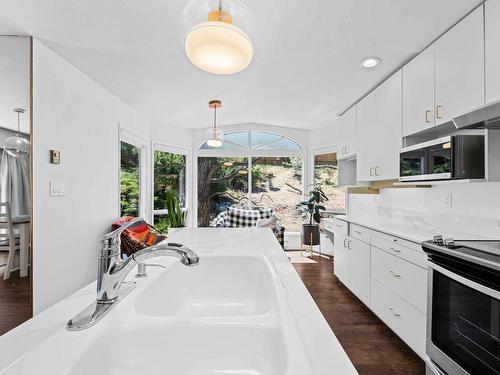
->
350, 224, 371, 243
371, 233, 427, 269
371, 246, 427, 313
371, 278, 426, 358
329, 218, 348, 235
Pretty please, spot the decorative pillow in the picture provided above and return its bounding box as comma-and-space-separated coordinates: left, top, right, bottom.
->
256, 216, 277, 229
256, 207, 274, 219
227, 207, 262, 228
111, 216, 167, 257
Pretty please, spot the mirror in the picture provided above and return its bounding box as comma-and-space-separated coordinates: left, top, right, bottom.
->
0, 35, 32, 334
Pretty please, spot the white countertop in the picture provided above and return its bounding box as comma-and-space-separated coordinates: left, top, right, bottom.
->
0, 228, 357, 375
328, 215, 437, 244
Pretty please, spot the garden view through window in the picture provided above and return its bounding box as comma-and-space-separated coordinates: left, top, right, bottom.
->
153, 150, 186, 232
120, 141, 141, 217
313, 152, 346, 212
197, 131, 304, 231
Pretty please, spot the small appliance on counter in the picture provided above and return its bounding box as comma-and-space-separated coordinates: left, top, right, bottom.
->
422, 236, 500, 375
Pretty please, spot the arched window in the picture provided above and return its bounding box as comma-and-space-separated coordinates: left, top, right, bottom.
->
197, 131, 304, 232
200, 131, 302, 150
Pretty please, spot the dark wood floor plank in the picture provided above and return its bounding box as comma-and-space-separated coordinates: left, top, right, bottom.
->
291, 252, 425, 375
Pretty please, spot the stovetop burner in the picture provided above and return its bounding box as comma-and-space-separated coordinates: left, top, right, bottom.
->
422, 236, 500, 271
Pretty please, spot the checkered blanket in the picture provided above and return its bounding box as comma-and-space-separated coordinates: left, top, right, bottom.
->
210, 207, 285, 248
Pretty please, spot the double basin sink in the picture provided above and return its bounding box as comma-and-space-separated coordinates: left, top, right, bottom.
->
7, 255, 313, 375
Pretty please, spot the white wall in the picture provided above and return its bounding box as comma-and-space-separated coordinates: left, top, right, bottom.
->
308, 120, 338, 149
150, 121, 192, 149
32, 40, 151, 313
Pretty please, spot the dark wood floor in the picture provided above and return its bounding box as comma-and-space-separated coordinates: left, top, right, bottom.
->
0, 256, 32, 335
291, 252, 425, 375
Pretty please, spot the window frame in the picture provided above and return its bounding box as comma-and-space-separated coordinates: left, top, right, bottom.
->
194, 131, 306, 228
119, 127, 149, 220
151, 142, 192, 227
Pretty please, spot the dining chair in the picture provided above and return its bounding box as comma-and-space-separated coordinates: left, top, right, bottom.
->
0, 202, 21, 280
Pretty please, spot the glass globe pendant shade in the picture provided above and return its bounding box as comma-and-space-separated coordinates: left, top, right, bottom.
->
206, 127, 224, 147
4, 135, 29, 157
182, 0, 256, 75
4, 108, 29, 157
185, 21, 253, 75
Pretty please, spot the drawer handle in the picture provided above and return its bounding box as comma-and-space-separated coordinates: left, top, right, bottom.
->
389, 247, 401, 254
355, 230, 362, 235
335, 224, 342, 227
389, 270, 401, 278
347, 240, 352, 250
389, 307, 401, 317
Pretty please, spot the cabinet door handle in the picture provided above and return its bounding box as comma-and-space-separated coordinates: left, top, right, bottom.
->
425, 110, 431, 124
436, 105, 443, 119
390, 270, 401, 278
389, 247, 401, 254
375, 166, 380, 176
389, 307, 401, 317
344, 146, 348, 155
343, 239, 348, 248
370, 167, 374, 176
347, 240, 352, 249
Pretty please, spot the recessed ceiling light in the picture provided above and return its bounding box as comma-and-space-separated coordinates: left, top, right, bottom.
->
360, 57, 381, 69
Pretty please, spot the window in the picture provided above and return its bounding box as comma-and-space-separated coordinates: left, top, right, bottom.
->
197, 131, 304, 230
313, 152, 346, 212
200, 131, 301, 150
153, 149, 187, 232
251, 157, 303, 231
120, 141, 141, 217
197, 157, 248, 227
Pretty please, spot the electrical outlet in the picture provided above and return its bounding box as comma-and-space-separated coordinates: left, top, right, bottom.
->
444, 192, 453, 209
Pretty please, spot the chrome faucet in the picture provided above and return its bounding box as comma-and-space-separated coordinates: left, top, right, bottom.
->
67, 218, 199, 331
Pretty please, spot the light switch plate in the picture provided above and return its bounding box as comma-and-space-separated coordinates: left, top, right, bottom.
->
50, 182, 67, 197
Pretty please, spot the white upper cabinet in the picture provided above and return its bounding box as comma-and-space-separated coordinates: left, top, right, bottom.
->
357, 70, 402, 182
434, 5, 485, 125
402, 6, 485, 135
402, 47, 435, 136
486, 0, 500, 103
337, 105, 356, 160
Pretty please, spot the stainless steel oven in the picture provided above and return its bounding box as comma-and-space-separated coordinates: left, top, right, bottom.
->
400, 134, 485, 182
423, 239, 500, 375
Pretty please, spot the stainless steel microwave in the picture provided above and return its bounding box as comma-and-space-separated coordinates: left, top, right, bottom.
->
399, 135, 485, 182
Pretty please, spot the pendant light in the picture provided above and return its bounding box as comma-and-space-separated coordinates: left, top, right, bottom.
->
4, 108, 29, 157
183, 0, 254, 75
206, 100, 224, 148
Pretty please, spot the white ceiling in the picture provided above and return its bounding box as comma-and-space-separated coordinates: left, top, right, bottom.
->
0, 0, 483, 130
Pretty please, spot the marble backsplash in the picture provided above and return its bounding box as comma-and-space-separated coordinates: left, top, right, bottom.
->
348, 183, 500, 240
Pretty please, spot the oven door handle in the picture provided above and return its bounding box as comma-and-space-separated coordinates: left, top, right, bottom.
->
429, 261, 500, 299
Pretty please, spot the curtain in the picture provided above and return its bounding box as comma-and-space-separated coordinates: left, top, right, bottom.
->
0, 149, 30, 217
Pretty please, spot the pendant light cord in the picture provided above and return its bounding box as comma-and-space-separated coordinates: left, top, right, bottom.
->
213, 106, 217, 135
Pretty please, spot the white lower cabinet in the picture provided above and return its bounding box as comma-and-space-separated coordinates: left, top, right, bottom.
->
333, 221, 427, 359
334, 233, 371, 307
371, 278, 426, 358
333, 233, 349, 286
371, 246, 427, 313
347, 237, 371, 306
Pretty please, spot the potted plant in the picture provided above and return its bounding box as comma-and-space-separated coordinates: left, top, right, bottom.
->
165, 190, 186, 233
297, 186, 327, 247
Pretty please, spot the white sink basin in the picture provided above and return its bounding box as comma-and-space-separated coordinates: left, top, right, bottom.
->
134, 255, 278, 317
66, 323, 288, 375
